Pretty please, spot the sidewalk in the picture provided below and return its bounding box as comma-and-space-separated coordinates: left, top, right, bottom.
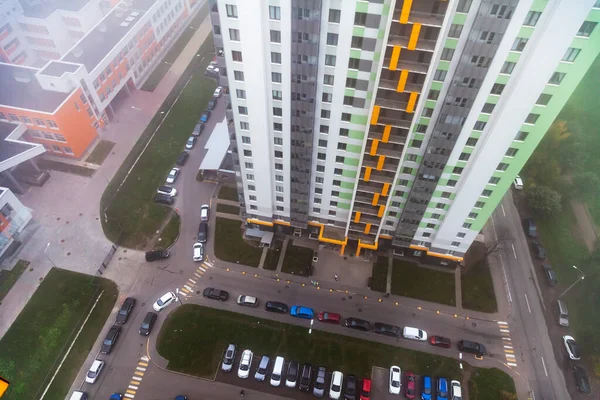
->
0, 14, 213, 340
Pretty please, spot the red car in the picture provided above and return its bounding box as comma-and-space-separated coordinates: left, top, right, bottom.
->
429, 335, 451, 348
405, 372, 416, 399
317, 311, 341, 324
360, 377, 371, 400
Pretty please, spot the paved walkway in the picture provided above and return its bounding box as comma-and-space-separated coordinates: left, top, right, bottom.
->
0, 14, 213, 339
454, 266, 463, 309
275, 237, 290, 272
570, 199, 597, 252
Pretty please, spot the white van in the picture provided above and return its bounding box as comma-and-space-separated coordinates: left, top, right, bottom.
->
270, 356, 284, 387
69, 391, 88, 400
513, 175, 523, 190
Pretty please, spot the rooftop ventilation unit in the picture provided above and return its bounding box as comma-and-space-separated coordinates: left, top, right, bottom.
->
13, 71, 31, 83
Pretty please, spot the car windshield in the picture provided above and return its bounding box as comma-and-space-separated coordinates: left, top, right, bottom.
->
314, 381, 324, 389
257, 367, 266, 374
224, 358, 233, 365
361, 389, 369, 396
407, 388, 415, 394
392, 380, 400, 387
118, 309, 127, 315
332, 384, 340, 391
103, 338, 112, 345
87, 371, 96, 378
240, 364, 248, 371
272, 373, 280, 380
424, 387, 431, 394
157, 299, 164, 306
440, 391, 448, 397
141, 322, 149, 329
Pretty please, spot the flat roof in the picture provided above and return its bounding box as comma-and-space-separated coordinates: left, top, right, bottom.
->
39, 61, 80, 77
0, 121, 34, 163
199, 115, 229, 170
0, 63, 71, 112
20, 0, 94, 19
62, 6, 145, 72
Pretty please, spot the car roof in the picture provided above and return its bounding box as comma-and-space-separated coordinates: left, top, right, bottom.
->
362, 378, 371, 389
160, 292, 174, 300
90, 359, 103, 369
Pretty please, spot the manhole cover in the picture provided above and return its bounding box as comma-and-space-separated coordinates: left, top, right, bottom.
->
66, 221, 70, 224
118, 257, 122, 260
123, 249, 127, 253
67, 252, 71, 256
61, 239, 65, 243
348, 295, 353, 299
56, 217, 60, 221
472, 322, 477, 327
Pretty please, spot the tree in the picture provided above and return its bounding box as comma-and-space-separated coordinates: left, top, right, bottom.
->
571, 172, 600, 202
526, 185, 562, 217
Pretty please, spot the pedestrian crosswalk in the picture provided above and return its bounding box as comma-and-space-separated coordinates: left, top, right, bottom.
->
497, 321, 518, 367
179, 260, 213, 297
124, 356, 150, 399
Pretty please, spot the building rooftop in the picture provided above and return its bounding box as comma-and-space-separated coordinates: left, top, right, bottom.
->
0, 63, 71, 112
39, 60, 81, 77
0, 121, 34, 164
62, 6, 145, 72
20, 0, 94, 19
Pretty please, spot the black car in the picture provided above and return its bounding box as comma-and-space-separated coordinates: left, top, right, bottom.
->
286, 361, 299, 388
176, 151, 189, 166
573, 365, 590, 393
145, 249, 169, 262
543, 264, 558, 286
344, 317, 371, 332
116, 297, 136, 324
207, 98, 217, 110
372, 322, 401, 337
203, 287, 229, 301
197, 222, 208, 243
139, 312, 158, 336
532, 241, 546, 260
265, 301, 288, 313
154, 193, 174, 205
299, 363, 312, 391
101, 325, 121, 354
457, 340, 486, 356
523, 218, 537, 237
344, 374, 357, 400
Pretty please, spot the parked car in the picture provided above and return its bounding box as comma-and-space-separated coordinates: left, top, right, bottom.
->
237, 295, 259, 307
330, 371, 343, 400
360, 378, 371, 400
372, 322, 400, 337
237, 349, 253, 379
197, 222, 208, 243
116, 297, 135, 324
344, 317, 371, 331
573, 365, 590, 394
457, 340, 486, 356
405, 372, 416, 399
285, 360, 299, 388
290, 305, 314, 319
299, 363, 312, 391
200, 111, 211, 123
265, 301, 288, 313
270, 356, 284, 387
185, 136, 196, 149
429, 335, 451, 348
109, 394, 123, 400
421, 376, 432, 400
85, 359, 105, 384
145, 249, 169, 261
193, 242, 204, 262
153, 291, 176, 312
101, 325, 121, 354
154, 193, 174, 205
513, 175, 523, 190
157, 185, 177, 197
344, 374, 357, 400
176, 151, 189, 166
313, 366, 327, 397
531, 241, 546, 260
523, 218, 537, 237
221, 344, 236, 372
203, 287, 229, 301
403, 326, 427, 341
166, 167, 179, 184
139, 312, 157, 336
192, 122, 204, 136
450, 380, 462, 400
389, 365, 401, 394
175, 396, 187, 400
437, 378, 448, 400
200, 204, 210, 221
317, 311, 341, 324
207, 98, 217, 110
543, 264, 558, 286
213, 86, 223, 97
563, 335, 581, 360
254, 355, 270, 381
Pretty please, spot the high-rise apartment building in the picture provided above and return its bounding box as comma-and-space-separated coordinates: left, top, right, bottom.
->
209, 0, 600, 264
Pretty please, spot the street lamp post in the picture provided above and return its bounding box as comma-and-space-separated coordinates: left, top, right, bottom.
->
44, 242, 58, 268
559, 265, 585, 299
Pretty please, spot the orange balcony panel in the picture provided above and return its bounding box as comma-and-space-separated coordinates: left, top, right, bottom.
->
364, 223, 372, 234
382, 125, 392, 143
389, 46, 401, 71
372, 193, 380, 206
370, 139, 379, 156
377, 205, 385, 218
382, 182, 390, 197
408, 23, 422, 50
376, 155, 385, 171
399, 0, 413, 24
371, 105, 381, 125
406, 92, 419, 113
397, 70, 409, 92
354, 211, 361, 223
364, 167, 372, 182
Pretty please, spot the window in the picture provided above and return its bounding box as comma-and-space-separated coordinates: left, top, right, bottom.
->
333, 180, 341, 186
275, 163, 283, 170
489, 177, 500, 185
577, 21, 597, 37
323, 74, 335, 85
511, 37, 528, 52
426, 223, 436, 229
402, 167, 413, 174
236, 89, 246, 99
463, 222, 472, 229
500, 61, 516, 74
274, 137, 283, 145
406, 154, 417, 162
428, 90, 440, 100
480, 31, 496, 44
329, 210, 337, 216
322, 92, 332, 103
497, 162, 509, 171
440, 48, 454, 61
246, 174, 254, 180
229, 28, 240, 41
354, 12, 367, 26
482, 103, 496, 113
441, 192, 451, 199
238, 106, 248, 115
548, 72, 566, 85
343, 96, 354, 106
276, 196, 284, 202
595, 0, 600, 8
47, 120, 58, 129
505, 148, 519, 157
411, 140, 422, 148
391, 201, 401, 207
274, 150, 283, 158
240, 121, 250, 130
459, 152, 470, 161
318, 139, 327, 147
562, 47, 581, 63
448, 24, 463, 38
316, 165, 325, 172
340, 128, 349, 137
451, 241, 461, 247
272, 90, 282, 100
436, 202, 445, 209
271, 52, 281, 64
313, 207, 321, 213
351, 36, 363, 48
447, 179, 457, 187
453, 167, 463, 174
341, 113, 351, 122
268, 30, 282, 45
248, 185, 256, 191
317, 153, 326, 160
273, 122, 283, 131
431, 213, 441, 220
245, 162, 253, 169
524, 113, 539, 124
481, 189, 492, 197
490, 4, 513, 19
490, 83, 505, 95
234, 70, 244, 81
457, 0, 472, 13
473, 201, 485, 209
523, 11, 541, 26
325, 54, 336, 66
243, 148, 252, 156
226, 4, 238, 18
320, 125, 329, 134
275, 175, 284, 182
330, 201, 338, 207
327, 33, 338, 45
321, 109, 331, 119
466, 137, 478, 147
273, 107, 283, 117
337, 142, 347, 150
433, 69, 447, 81
348, 58, 360, 69
270, 72, 282, 84
329, 9, 341, 23
474, 121, 487, 131
515, 131, 529, 141
269, 5, 280, 20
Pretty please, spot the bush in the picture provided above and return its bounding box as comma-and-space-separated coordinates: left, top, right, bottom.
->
526, 185, 562, 217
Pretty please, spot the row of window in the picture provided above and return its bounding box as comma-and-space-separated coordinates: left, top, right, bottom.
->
27, 129, 67, 142
0, 112, 58, 128
43, 144, 74, 155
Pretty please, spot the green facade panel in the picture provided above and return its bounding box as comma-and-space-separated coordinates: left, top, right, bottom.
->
344, 157, 360, 166
437, 60, 450, 71
340, 181, 355, 190
452, 13, 467, 24
347, 144, 363, 153
355, 1, 368, 12
347, 70, 359, 79
337, 202, 351, 210
351, 115, 368, 125
349, 129, 365, 139
339, 192, 353, 200
350, 49, 361, 59
353, 27, 365, 37
444, 38, 458, 49
506, 52, 521, 63
342, 169, 357, 178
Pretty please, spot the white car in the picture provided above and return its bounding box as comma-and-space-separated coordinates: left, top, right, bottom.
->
185, 136, 196, 150
157, 185, 177, 197
193, 242, 204, 262
513, 175, 523, 190
213, 86, 222, 97
166, 168, 179, 184
563, 335, 581, 360
237, 349, 253, 378
389, 365, 401, 394
237, 295, 259, 307
450, 380, 462, 400
153, 291, 176, 311
200, 204, 210, 221
85, 359, 105, 384
329, 371, 343, 399
403, 326, 427, 341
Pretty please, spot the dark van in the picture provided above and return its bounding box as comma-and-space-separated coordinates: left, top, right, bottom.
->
154, 194, 174, 205
197, 222, 208, 243
457, 340, 486, 356
145, 250, 170, 262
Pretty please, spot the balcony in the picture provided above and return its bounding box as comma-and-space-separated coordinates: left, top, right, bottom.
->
379, 78, 425, 93
355, 181, 385, 195
361, 157, 398, 173
361, 167, 395, 183
392, 9, 445, 27
387, 34, 437, 52
368, 129, 408, 145
376, 116, 412, 129
353, 203, 380, 216
376, 142, 407, 158
375, 97, 409, 112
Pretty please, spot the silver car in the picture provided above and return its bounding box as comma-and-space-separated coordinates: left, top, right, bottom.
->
254, 355, 270, 381
313, 366, 326, 397
221, 344, 236, 372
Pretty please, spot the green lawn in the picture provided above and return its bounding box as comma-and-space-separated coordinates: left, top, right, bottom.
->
85, 140, 115, 165
390, 259, 456, 306
141, 3, 209, 91
158, 212, 180, 248
263, 249, 280, 270
468, 367, 517, 400
0, 260, 29, 303
218, 186, 239, 201
157, 305, 462, 380
101, 36, 216, 249
216, 203, 240, 215
214, 218, 262, 267
462, 259, 497, 313
281, 240, 314, 276
370, 256, 389, 292
0, 268, 118, 400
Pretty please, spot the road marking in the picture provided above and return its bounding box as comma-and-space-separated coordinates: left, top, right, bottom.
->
134, 371, 144, 376
141, 356, 149, 362
180, 287, 190, 294
507, 362, 518, 367
501, 204, 506, 216
497, 321, 508, 325
132, 376, 142, 381
188, 278, 196, 284
139, 362, 148, 367
184, 284, 193, 291
541, 357, 548, 377
512, 243, 517, 259
126, 390, 137, 395
198, 266, 206, 272
125, 395, 135, 399
194, 272, 202, 278
524, 294, 532, 314
502, 337, 512, 342
128, 385, 138, 390
505, 349, 514, 354
504, 345, 513, 349
136, 366, 146, 371
500, 329, 510, 333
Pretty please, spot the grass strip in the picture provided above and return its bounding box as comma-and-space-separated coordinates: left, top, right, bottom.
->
0, 260, 29, 303
370, 256, 389, 292
390, 260, 455, 306
214, 218, 262, 267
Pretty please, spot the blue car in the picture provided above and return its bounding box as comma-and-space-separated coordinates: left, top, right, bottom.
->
109, 394, 123, 400
290, 305, 314, 319
175, 396, 187, 400
200, 111, 211, 123
437, 377, 448, 400
421, 376, 432, 400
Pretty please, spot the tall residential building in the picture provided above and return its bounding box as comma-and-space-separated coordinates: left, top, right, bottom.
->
209, 0, 600, 264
